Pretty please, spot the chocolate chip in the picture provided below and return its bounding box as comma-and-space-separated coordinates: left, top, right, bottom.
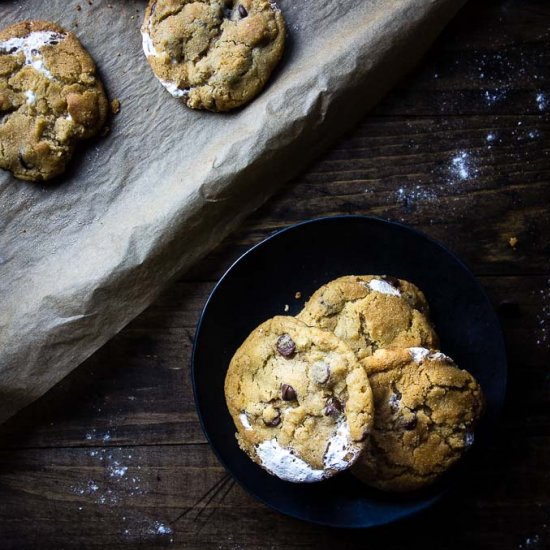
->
281, 384, 297, 401
263, 411, 281, 427
5, 47, 17, 54
324, 396, 343, 417
276, 334, 295, 357
238, 4, 248, 17
402, 416, 417, 430
18, 152, 32, 170
49, 40, 59, 46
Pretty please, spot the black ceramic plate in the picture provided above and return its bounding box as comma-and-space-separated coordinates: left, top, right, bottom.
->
192, 216, 507, 528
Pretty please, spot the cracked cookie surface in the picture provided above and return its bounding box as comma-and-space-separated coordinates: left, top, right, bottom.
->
352, 347, 485, 492
224, 316, 374, 482
141, 0, 285, 112
0, 20, 108, 181
297, 275, 439, 361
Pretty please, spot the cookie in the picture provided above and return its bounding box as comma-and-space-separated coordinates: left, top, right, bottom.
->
224, 316, 374, 482
0, 21, 108, 181
297, 275, 439, 361
141, 0, 285, 112
351, 347, 485, 492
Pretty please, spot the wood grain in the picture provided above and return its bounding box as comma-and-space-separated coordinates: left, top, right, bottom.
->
0, 0, 549, 548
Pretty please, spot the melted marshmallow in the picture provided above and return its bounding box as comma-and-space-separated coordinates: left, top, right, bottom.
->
409, 347, 430, 363
368, 279, 401, 296
428, 351, 452, 362
25, 90, 36, 105
323, 421, 360, 471
159, 78, 188, 98
256, 421, 359, 482
256, 439, 325, 483
141, 31, 157, 58
0, 31, 65, 80
239, 413, 252, 431
141, 31, 188, 98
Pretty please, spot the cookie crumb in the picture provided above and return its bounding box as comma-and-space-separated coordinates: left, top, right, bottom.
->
284, 304, 289, 312
294, 292, 301, 299
76, 4, 81, 10
509, 236, 518, 248
111, 99, 121, 115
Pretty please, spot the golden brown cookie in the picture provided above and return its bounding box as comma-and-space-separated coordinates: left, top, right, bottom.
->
0, 20, 108, 181
351, 347, 485, 492
297, 275, 439, 360
224, 316, 374, 482
141, 0, 285, 112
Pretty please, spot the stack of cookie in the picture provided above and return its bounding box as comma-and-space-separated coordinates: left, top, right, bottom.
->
224, 275, 484, 491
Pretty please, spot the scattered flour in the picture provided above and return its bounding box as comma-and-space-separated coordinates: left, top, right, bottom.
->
484, 89, 508, 105
535, 279, 550, 348
120, 514, 174, 543
395, 185, 438, 208
70, 440, 144, 506
518, 534, 542, 549
450, 151, 477, 182
85, 428, 113, 442
535, 93, 547, 112
71, 432, 174, 543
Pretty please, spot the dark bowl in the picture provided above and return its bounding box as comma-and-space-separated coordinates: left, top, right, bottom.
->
191, 215, 507, 528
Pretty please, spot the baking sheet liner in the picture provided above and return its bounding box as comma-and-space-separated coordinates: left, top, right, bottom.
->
0, 0, 466, 423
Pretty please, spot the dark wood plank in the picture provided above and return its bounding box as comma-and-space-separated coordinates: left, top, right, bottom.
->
373, 0, 550, 116
186, 113, 550, 280
0, 434, 548, 549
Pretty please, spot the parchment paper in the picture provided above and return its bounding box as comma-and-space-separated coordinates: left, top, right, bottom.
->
0, 0, 466, 423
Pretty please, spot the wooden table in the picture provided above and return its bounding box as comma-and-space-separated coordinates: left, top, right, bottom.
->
1, 1, 549, 548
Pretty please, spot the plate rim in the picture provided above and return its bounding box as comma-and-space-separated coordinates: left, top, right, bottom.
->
190, 214, 508, 528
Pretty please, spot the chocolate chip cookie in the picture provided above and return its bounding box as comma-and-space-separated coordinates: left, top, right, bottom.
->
297, 275, 439, 361
352, 347, 485, 492
0, 21, 108, 181
141, 0, 285, 112
224, 316, 374, 482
